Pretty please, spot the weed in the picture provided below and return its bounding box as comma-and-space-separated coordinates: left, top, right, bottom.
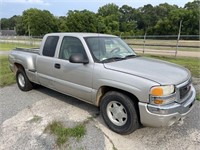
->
44, 121, 86, 146
0, 56, 16, 87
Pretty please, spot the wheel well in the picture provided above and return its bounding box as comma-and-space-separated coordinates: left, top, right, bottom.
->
13, 63, 24, 73
97, 86, 141, 124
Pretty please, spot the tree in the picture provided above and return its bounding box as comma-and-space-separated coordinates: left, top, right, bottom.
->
0, 18, 10, 29
65, 10, 97, 32
119, 5, 137, 35
98, 3, 119, 17
97, 3, 120, 34
2, 1, 198, 36
57, 16, 69, 32
0, 15, 21, 30
21, 8, 58, 36
183, 0, 200, 35
15, 16, 26, 35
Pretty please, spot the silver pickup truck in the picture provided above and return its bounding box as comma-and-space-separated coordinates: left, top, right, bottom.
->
9, 33, 196, 134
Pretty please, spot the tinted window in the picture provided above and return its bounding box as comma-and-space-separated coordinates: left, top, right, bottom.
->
59, 36, 87, 60
43, 36, 59, 57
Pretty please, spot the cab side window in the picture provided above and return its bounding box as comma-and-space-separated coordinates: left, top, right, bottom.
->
43, 36, 59, 57
59, 36, 87, 60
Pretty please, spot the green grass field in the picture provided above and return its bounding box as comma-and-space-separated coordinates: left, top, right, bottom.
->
0, 56, 16, 87
124, 39, 200, 52
1, 39, 199, 52
124, 39, 200, 47
0, 43, 39, 51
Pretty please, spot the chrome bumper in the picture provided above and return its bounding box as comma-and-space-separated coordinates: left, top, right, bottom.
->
139, 85, 196, 127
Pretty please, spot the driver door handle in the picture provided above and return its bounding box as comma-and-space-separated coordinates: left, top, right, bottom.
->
54, 63, 61, 69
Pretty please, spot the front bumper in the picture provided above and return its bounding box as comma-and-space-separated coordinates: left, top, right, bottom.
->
139, 85, 196, 127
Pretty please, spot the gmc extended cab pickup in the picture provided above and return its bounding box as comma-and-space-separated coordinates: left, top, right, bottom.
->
9, 33, 196, 134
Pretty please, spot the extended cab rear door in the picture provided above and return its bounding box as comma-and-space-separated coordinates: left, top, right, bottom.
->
36, 35, 59, 89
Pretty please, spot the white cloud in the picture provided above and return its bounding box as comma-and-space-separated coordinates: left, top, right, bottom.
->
1, 0, 50, 5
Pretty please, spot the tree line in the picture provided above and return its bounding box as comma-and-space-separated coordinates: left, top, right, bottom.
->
0, 1, 199, 36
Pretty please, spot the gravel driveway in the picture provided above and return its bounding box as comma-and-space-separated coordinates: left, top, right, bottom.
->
0, 84, 200, 150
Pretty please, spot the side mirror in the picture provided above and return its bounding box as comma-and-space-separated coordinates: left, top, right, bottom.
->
69, 54, 89, 64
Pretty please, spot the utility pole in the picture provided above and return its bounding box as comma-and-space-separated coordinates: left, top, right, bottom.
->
143, 32, 147, 54
28, 23, 30, 37
175, 20, 182, 57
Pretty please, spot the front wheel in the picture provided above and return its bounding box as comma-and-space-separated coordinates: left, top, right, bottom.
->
100, 91, 140, 134
16, 69, 33, 91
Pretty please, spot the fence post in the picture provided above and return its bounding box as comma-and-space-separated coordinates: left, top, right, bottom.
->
175, 20, 182, 57
143, 32, 147, 54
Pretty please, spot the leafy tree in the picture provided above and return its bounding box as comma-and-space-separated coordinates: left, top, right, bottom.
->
98, 3, 119, 17
1, 1, 199, 36
119, 5, 137, 35
21, 8, 58, 36
57, 16, 69, 32
66, 10, 97, 32
15, 16, 26, 35
98, 3, 120, 34
0, 15, 21, 30
183, 0, 200, 35
0, 18, 9, 29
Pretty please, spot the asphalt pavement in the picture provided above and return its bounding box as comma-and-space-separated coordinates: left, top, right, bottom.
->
0, 84, 200, 150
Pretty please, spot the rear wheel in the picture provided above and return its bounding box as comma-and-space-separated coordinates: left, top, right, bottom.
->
16, 69, 33, 91
100, 91, 140, 134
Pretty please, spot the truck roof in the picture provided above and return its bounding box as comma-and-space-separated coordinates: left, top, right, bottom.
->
45, 33, 117, 38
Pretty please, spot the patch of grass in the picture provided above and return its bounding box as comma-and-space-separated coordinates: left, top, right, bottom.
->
44, 121, 86, 146
29, 115, 42, 123
0, 43, 38, 51
125, 39, 200, 52
196, 95, 200, 101
144, 55, 200, 78
124, 39, 200, 47
0, 56, 16, 87
131, 45, 199, 52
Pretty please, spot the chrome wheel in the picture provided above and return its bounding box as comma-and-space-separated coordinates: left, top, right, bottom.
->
18, 73, 25, 87
106, 101, 127, 126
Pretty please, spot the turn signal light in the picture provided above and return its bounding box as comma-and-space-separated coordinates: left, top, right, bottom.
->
154, 99, 164, 105
151, 87, 163, 96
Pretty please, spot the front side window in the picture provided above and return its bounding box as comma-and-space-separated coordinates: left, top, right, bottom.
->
85, 37, 136, 62
43, 36, 59, 57
59, 36, 87, 60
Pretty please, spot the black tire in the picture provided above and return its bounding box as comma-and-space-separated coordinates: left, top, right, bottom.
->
100, 91, 140, 134
16, 69, 33, 91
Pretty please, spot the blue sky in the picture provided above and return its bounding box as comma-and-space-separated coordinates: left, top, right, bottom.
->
0, 0, 192, 18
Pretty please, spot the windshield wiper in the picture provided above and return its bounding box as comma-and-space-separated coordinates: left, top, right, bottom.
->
101, 57, 125, 63
124, 54, 138, 59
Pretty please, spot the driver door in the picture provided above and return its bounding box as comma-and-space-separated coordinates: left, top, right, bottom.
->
53, 36, 93, 103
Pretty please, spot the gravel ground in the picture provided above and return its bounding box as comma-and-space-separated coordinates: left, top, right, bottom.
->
0, 82, 200, 150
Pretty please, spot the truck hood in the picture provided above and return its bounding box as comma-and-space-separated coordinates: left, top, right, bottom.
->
103, 57, 190, 85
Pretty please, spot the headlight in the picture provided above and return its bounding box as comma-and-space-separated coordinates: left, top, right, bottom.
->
150, 85, 175, 96
150, 85, 176, 105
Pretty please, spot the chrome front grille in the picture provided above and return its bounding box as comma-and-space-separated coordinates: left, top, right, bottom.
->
176, 78, 192, 103
180, 82, 191, 99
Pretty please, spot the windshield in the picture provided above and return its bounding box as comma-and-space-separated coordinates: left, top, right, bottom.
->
84, 37, 136, 62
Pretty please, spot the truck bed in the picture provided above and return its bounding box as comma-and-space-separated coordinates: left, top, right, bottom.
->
14, 47, 40, 54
